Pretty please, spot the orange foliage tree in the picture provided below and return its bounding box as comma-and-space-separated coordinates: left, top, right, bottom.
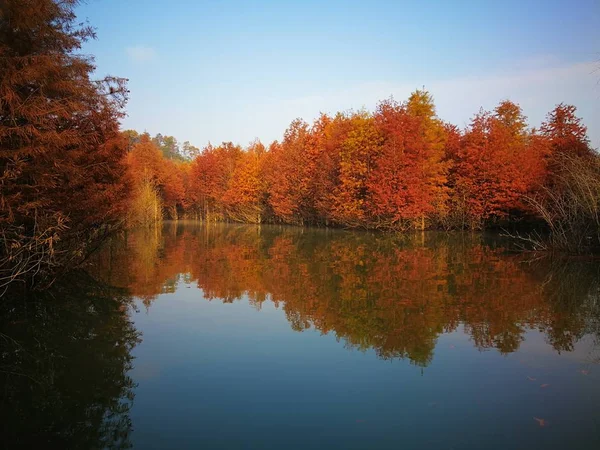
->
0, 0, 129, 288
264, 120, 317, 225
450, 101, 546, 228
367, 93, 448, 230
189, 142, 242, 222
328, 112, 381, 227
222, 140, 267, 223
540, 103, 594, 188
126, 134, 189, 223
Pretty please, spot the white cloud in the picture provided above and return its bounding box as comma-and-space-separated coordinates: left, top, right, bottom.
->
125, 45, 157, 63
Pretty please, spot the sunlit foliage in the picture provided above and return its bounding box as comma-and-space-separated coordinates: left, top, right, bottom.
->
133, 94, 595, 236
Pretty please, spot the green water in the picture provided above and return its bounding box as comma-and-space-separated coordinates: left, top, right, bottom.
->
2, 222, 600, 449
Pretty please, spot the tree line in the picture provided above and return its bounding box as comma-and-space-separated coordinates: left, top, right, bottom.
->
125, 94, 597, 235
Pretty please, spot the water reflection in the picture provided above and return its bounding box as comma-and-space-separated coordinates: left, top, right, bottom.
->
0, 272, 140, 449
90, 222, 600, 367
3, 223, 600, 449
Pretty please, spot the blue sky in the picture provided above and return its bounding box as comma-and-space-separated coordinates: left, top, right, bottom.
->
76, 0, 600, 148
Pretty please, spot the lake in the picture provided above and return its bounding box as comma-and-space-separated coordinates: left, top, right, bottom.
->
2, 222, 600, 449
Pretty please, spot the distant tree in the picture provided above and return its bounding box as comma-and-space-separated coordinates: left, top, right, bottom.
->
152, 133, 186, 161
182, 141, 200, 159
122, 129, 141, 151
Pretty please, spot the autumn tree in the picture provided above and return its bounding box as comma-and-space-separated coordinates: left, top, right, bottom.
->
265, 120, 316, 225
539, 103, 594, 188
189, 142, 242, 221
308, 113, 352, 224
126, 135, 190, 223
160, 159, 186, 219
368, 92, 447, 230
541, 104, 593, 160
330, 112, 381, 227
0, 0, 129, 289
126, 136, 163, 225
525, 105, 600, 253
451, 101, 541, 227
442, 124, 466, 227
222, 140, 267, 223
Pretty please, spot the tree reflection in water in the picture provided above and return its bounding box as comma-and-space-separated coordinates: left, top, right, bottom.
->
0, 272, 141, 449
90, 222, 600, 367
3, 223, 599, 448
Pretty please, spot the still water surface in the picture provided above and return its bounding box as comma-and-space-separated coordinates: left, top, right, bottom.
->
2, 222, 600, 449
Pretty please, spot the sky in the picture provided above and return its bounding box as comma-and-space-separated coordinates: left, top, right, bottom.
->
76, 0, 600, 149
